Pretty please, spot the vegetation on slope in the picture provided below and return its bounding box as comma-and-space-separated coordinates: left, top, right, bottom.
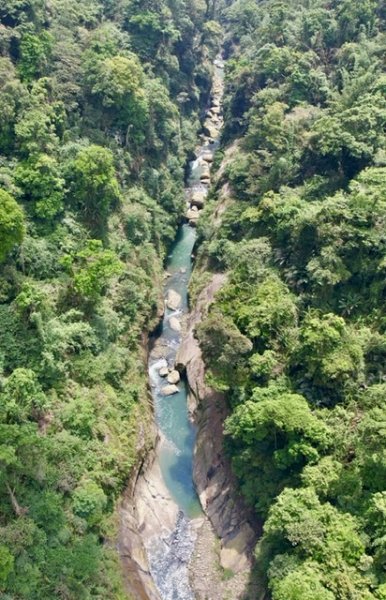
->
195, 1, 386, 598
0, 0, 223, 597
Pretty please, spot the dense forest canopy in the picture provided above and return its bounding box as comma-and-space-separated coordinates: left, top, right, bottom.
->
2, 0, 386, 598
195, 0, 386, 598
0, 0, 223, 597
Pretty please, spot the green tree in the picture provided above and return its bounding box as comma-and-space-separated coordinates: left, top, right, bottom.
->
295, 312, 364, 401
271, 562, 334, 600
259, 487, 374, 599
18, 31, 53, 82
0, 58, 26, 153
15, 154, 65, 219
0, 368, 48, 423
0, 190, 25, 263
90, 54, 149, 142
225, 386, 330, 515
0, 545, 14, 588
63, 240, 123, 303
72, 480, 107, 527
218, 273, 298, 350
68, 145, 120, 224
196, 309, 253, 389
15, 105, 60, 156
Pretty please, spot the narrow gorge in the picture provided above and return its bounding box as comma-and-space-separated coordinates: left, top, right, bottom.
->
2, 2, 386, 599
119, 54, 256, 600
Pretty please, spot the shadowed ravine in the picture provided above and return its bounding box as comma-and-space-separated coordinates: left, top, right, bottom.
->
144, 58, 225, 600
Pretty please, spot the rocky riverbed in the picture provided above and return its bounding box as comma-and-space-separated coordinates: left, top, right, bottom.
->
118, 55, 256, 600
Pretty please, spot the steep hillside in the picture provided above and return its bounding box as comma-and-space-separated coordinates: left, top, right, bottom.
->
0, 1, 223, 598
194, 1, 386, 598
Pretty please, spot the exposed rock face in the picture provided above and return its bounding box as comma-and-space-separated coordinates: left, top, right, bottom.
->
166, 289, 182, 311
119, 491, 161, 600
194, 396, 256, 572
176, 274, 226, 405
118, 421, 161, 600
176, 273, 258, 575
119, 509, 158, 599
135, 451, 179, 539
220, 528, 256, 571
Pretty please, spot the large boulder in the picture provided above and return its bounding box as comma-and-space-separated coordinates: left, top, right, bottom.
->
159, 366, 169, 377
167, 370, 181, 385
186, 208, 200, 221
201, 150, 214, 163
203, 121, 218, 139
199, 162, 211, 180
190, 189, 207, 208
212, 84, 223, 97
169, 316, 182, 332
161, 384, 179, 396
166, 289, 182, 311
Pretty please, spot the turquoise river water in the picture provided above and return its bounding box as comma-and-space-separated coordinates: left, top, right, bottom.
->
151, 224, 202, 518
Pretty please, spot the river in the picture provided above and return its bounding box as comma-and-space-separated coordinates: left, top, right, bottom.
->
145, 56, 224, 600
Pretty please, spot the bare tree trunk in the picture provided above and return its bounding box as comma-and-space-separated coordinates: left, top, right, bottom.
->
6, 483, 28, 517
